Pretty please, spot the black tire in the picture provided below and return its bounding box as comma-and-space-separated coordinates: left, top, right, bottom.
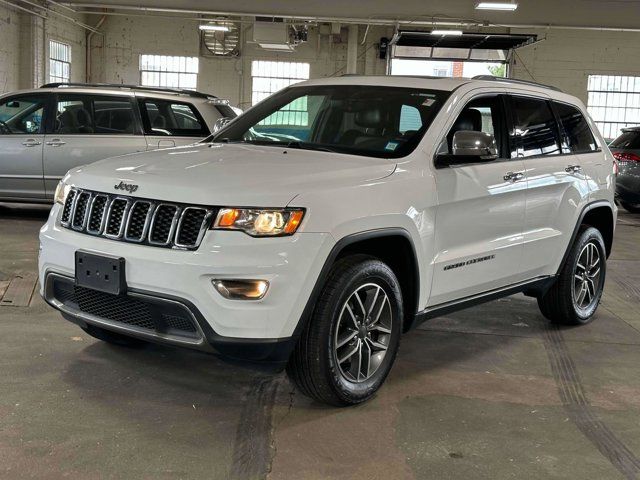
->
82, 324, 147, 347
538, 226, 606, 325
286, 255, 403, 406
621, 201, 640, 214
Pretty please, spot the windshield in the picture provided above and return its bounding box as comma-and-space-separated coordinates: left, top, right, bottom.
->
211, 85, 449, 158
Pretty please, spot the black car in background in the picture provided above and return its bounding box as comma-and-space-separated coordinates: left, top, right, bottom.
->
610, 127, 640, 213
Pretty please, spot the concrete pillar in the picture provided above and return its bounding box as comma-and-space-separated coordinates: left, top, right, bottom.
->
346, 25, 358, 75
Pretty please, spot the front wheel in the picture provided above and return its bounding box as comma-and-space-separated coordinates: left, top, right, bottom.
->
286, 255, 403, 406
538, 226, 606, 325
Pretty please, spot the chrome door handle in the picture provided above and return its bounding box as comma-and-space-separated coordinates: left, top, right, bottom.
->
565, 164, 582, 173
22, 139, 42, 147
45, 139, 66, 147
504, 171, 525, 182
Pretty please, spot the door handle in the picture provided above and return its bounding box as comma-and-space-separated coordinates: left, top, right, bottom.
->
22, 139, 42, 147
503, 171, 525, 182
565, 164, 582, 173
45, 139, 66, 147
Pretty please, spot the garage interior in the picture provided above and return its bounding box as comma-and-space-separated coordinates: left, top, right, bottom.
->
2, 1, 640, 479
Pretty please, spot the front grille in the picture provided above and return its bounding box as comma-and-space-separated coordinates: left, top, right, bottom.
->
50, 276, 201, 340
60, 188, 215, 250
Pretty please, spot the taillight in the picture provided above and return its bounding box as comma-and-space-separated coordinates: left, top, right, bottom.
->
613, 151, 640, 162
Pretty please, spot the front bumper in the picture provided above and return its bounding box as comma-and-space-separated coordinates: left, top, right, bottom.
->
39, 204, 333, 361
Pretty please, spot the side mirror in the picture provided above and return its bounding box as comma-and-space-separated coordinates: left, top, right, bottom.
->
436, 130, 499, 168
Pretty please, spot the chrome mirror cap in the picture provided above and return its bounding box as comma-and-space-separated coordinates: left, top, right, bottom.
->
452, 130, 498, 160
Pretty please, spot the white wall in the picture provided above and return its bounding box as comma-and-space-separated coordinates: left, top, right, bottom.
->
0, 5, 21, 92
0, 3, 87, 94
511, 28, 640, 104
91, 16, 392, 108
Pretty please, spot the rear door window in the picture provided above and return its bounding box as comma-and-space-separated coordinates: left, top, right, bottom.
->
53, 95, 136, 134
139, 99, 209, 137
553, 102, 597, 153
511, 96, 561, 158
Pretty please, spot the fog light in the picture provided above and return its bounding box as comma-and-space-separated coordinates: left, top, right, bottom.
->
212, 279, 269, 300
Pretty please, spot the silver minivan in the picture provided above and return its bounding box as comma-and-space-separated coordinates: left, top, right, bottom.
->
0, 83, 236, 203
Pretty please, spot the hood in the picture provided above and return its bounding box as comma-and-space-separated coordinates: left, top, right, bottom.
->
66, 143, 397, 207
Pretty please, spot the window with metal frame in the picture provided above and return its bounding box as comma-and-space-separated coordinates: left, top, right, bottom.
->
251, 61, 310, 126
49, 40, 71, 84
139, 55, 199, 90
587, 75, 640, 141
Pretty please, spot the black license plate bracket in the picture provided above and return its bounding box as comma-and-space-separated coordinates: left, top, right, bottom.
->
75, 251, 126, 295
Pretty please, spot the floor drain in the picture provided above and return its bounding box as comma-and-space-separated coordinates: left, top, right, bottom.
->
0, 275, 37, 307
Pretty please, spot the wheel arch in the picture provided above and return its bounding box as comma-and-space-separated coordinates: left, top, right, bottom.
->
558, 200, 615, 276
294, 228, 421, 340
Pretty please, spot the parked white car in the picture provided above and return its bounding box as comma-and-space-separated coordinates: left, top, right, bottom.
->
0, 83, 236, 203
39, 75, 617, 405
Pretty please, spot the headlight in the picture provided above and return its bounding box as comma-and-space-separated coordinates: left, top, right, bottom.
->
54, 180, 71, 205
212, 208, 304, 236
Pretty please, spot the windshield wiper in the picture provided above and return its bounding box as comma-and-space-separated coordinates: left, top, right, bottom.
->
284, 141, 336, 153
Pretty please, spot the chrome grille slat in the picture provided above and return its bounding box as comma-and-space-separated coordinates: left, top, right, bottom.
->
86, 195, 109, 235
71, 192, 92, 231
59, 188, 214, 250
125, 201, 153, 242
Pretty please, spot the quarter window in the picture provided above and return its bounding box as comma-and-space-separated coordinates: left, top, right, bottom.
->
553, 102, 597, 153
140, 99, 208, 137
54, 95, 136, 135
511, 97, 561, 158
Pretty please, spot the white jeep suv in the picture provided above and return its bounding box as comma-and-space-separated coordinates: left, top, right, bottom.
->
39, 75, 617, 406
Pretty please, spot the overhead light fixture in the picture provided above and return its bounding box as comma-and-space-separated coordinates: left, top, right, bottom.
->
431, 30, 464, 36
199, 24, 230, 32
475, 2, 518, 10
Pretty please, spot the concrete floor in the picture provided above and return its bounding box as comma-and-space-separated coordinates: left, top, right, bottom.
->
1, 204, 640, 480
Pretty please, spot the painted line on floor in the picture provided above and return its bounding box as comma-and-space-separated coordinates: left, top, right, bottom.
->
229, 376, 280, 480
543, 324, 640, 479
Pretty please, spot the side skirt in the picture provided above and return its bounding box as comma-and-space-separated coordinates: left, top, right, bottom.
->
412, 275, 556, 328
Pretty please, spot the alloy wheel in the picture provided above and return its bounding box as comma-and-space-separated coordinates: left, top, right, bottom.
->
573, 241, 602, 310
333, 283, 393, 383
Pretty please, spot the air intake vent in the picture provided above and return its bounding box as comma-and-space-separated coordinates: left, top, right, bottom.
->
58, 188, 215, 250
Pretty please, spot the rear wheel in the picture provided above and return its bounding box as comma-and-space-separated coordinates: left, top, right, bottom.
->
82, 324, 147, 347
621, 201, 640, 213
286, 255, 402, 406
538, 226, 606, 325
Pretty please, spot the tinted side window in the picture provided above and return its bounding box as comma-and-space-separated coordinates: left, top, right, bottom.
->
512, 97, 561, 158
54, 95, 136, 135
444, 95, 508, 158
553, 102, 597, 153
140, 99, 208, 137
0, 95, 48, 135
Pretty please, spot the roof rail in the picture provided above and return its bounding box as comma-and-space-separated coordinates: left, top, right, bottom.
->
40, 82, 219, 99
472, 75, 563, 93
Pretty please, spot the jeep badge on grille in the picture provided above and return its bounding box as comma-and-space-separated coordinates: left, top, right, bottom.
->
114, 181, 139, 194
